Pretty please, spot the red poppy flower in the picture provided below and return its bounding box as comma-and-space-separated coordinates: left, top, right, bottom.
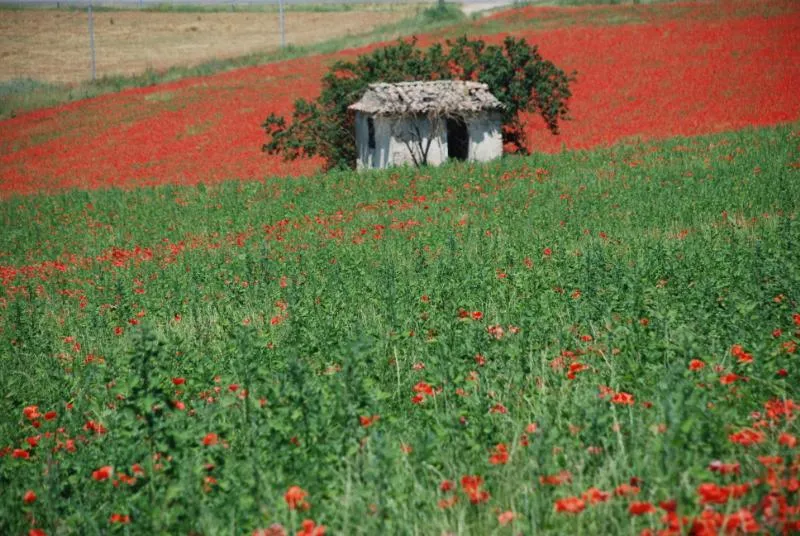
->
720, 372, 743, 385
708, 460, 741, 475
540, 471, 572, 486
543, 248, 552, 257
489, 403, 508, 414
460, 475, 490, 504
92, 466, 113, 481
611, 392, 634, 405
44, 411, 57, 421
598, 385, 615, 399
12, 449, 30, 459
582, 487, 610, 504
23, 490, 36, 504
202, 433, 219, 446
172, 377, 185, 386
728, 483, 750, 499
628, 501, 656, 515
440, 480, 454, 492
614, 483, 640, 496
554, 496, 585, 514
296, 519, 325, 536
359, 415, 379, 428
284, 486, 310, 511
697, 483, 730, 505
489, 443, 509, 465
728, 428, 765, 446
688, 359, 705, 371
109, 513, 131, 524
23, 406, 40, 421
497, 511, 516, 525
83, 420, 107, 434
29, 530, 46, 536
778, 432, 797, 448
723, 509, 759, 533
412, 382, 434, 396
567, 362, 588, 379
758, 455, 784, 467
659, 499, 677, 512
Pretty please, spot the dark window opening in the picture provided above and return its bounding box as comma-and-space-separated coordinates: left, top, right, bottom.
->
367, 117, 376, 149
447, 118, 469, 161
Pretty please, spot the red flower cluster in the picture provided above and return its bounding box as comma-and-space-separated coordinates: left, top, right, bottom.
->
731, 344, 754, 364
460, 475, 490, 504
284, 486, 310, 511
411, 381, 436, 404
488, 443, 509, 465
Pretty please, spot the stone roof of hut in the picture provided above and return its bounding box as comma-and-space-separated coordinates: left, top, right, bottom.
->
348, 81, 504, 117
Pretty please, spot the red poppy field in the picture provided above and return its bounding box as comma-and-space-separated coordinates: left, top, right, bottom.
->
1, 2, 799, 535
1, 0, 798, 197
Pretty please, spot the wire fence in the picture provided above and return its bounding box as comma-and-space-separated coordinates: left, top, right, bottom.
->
9, 0, 430, 7
2, 0, 441, 84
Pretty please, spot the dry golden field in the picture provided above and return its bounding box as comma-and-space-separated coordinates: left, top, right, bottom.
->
0, 6, 419, 83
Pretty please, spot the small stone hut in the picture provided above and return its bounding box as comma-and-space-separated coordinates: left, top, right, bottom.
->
348, 80, 504, 170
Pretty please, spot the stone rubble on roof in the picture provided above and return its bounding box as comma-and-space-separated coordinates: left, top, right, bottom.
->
348, 80, 504, 116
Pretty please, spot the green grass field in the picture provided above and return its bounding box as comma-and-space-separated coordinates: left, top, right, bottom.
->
1, 123, 798, 534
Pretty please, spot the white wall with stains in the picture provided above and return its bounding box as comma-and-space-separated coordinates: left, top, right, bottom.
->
355, 111, 502, 170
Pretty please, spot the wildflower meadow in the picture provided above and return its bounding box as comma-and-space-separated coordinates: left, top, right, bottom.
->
1, 1, 799, 535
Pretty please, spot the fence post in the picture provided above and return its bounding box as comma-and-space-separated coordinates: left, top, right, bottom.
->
279, 0, 286, 48
88, 1, 96, 81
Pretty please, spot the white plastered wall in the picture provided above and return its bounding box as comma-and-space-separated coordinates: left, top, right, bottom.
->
355, 112, 392, 170
355, 111, 502, 170
466, 112, 503, 163
386, 115, 447, 168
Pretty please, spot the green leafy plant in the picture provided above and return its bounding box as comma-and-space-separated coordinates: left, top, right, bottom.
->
262, 36, 574, 170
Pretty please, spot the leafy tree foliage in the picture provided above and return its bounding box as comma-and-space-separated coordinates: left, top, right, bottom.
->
263, 36, 574, 170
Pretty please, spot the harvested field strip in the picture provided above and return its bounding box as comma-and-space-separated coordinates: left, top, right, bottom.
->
0, 7, 419, 84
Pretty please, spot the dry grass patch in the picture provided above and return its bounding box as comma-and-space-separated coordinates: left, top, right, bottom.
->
0, 6, 420, 84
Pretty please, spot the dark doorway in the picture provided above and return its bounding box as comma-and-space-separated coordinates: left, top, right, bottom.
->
367, 117, 376, 149
446, 118, 469, 161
